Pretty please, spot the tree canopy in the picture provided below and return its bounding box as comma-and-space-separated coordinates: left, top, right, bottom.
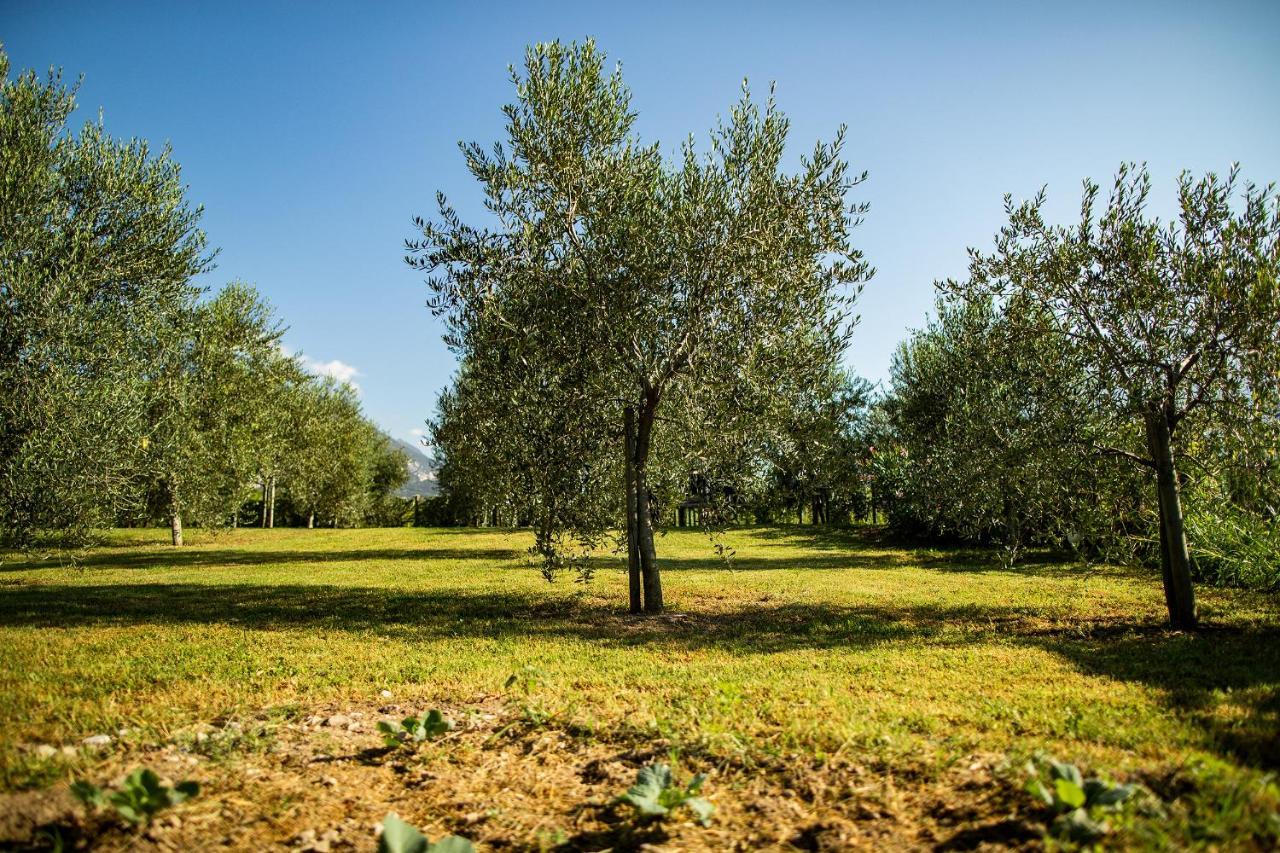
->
947, 164, 1280, 627
410, 39, 871, 611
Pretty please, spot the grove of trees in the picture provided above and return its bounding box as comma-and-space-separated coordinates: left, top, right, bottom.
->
1, 50, 409, 549
420, 43, 1280, 627
5, 41, 1277, 631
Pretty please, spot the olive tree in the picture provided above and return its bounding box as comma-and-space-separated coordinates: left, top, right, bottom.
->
282, 377, 375, 528
0, 52, 211, 548
957, 164, 1280, 628
143, 283, 285, 544
408, 40, 870, 612
885, 294, 1133, 559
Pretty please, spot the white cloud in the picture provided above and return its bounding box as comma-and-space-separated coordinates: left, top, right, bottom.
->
409, 428, 425, 438
303, 355, 361, 392
279, 341, 362, 392
306, 358, 360, 385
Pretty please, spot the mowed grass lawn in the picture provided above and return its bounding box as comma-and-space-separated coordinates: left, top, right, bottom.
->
1, 526, 1278, 849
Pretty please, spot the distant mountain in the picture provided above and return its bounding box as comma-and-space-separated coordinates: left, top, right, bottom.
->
392, 437, 439, 498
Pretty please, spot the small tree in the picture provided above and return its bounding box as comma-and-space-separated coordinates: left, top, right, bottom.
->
759, 369, 873, 525
283, 378, 373, 528
885, 294, 1134, 559
363, 433, 411, 526
143, 283, 286, 544
957, 164, 1280, 628
409, 40, 870, 612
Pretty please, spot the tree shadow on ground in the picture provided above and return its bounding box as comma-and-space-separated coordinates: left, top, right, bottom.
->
2, 579, 1276, 771
692, 525, 1110, 579
1030, 625, 1280, 769
0, 546, 525, 572
3, 536, 1101, 579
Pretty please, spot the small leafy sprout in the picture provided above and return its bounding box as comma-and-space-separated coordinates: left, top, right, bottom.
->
615, 763, 714, 827
503, 665, 543, 695
378, 813, 474, 853
71, 768, 199, 826
376, 710, 452, 749
1025, 756, 1136, 843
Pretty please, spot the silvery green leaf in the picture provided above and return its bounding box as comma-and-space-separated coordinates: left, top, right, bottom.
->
379, 814, 428, 853
685, 796, 715, 827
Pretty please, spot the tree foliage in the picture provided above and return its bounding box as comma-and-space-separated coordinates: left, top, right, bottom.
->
410, 39, 870, 611
0, 51, 211, 547
947, 164, 1280, 625
883, 294, 1140, 561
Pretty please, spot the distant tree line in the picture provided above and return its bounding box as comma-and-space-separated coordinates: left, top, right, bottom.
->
0, 50, 409, 548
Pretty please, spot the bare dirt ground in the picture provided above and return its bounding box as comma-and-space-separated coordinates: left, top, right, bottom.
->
2, 698, 1042, 852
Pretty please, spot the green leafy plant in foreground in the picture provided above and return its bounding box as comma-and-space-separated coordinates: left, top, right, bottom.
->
377, 710, 453, 749
1025, 756, 1137, 844
378, 814, 474, 853
615, 763, 714, 827
71, 768, 199, 826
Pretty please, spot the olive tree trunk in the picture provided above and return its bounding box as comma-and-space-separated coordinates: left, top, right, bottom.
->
633, 396, 663, 614
170, 511, 183, 547
1144, 410, 1197, 629
624, 406, 642, 614
266, 476, 276, 529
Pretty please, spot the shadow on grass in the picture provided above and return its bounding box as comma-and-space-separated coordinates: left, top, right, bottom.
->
3, 544, 1101, 583
1, 546, 525, 572
1032, 626, 1280, 768
2, 580, 1276, 768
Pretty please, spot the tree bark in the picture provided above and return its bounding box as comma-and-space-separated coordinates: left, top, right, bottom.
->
266, 476, 276, 528
1144, 411, 1197, 629
1156, 495, 1176, 620
170, 512, 183, 547
307, 511, 315, 529
634, 396, 663, 614
624, 406, 642, 614
261, 480, 269, 527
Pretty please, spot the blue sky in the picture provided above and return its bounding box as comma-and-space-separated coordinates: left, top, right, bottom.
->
5, 1, 1279, 445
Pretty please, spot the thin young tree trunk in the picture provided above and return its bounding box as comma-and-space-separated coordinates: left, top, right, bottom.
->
170, 511, 183, 547
261, 480, 269, 527
624, 406, 642, 614
634, 397, 663, 614
266, 476, 276, 529
307, 511, 315, 529
1145, 411, 1197, 629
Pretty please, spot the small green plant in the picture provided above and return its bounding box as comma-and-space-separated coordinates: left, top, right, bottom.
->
615, 763, 714, 827
378, 814, 474, 853
71, 768, 199, 826
502, 666, 551, 728
1025, 756, 1137, 844
377, 710, 452, 748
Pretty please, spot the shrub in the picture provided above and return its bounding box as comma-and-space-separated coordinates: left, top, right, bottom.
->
377, 710, 453, 749
1025, 756, 1136, 844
